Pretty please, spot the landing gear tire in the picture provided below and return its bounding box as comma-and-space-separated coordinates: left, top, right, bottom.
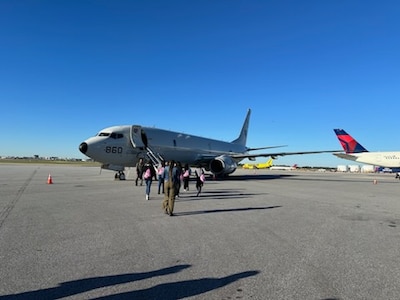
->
115, 171, 126, 180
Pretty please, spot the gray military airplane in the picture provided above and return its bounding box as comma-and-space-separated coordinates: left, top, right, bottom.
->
79, 109, 339, 179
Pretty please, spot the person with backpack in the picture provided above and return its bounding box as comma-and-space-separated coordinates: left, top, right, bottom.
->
143, 161, 156, 200
195, 168, 206, 197
157, 160, 166, 194
182, 163, 191, 191
162, 160, 177, 216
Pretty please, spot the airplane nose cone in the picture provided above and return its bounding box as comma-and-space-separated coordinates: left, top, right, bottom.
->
79, 142, 88, 154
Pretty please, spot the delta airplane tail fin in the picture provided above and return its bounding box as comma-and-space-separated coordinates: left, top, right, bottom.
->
333, 129, 368, 153
231, 109, 251, 146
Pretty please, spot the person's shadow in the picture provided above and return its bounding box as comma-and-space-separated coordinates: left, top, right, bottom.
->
0, 265, 259, 300
94, 270, 260, 299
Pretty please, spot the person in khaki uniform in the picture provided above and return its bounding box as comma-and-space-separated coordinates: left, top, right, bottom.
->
161, 161, 170, 212
162, 160, 176, 216
135, 158, 144, 186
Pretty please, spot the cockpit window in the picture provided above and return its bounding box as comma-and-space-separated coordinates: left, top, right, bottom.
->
110, 133, 124, 139
97, 132, 123, 139
98, 132, 110, 137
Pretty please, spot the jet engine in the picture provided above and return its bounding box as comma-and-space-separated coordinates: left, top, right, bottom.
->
209, 155, 237, 176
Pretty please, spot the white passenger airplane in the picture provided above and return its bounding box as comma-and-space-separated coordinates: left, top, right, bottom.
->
270, 164, 298, 171
78, 109, 339, 179
333, 129, 400, 167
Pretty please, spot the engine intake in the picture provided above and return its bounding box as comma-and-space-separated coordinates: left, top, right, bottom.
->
209, 155, 237, 176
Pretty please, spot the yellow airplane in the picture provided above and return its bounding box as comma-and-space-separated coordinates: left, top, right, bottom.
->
242, 158, 273, 169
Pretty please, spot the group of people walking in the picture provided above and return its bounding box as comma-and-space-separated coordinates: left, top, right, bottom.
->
135, 158, 206, 216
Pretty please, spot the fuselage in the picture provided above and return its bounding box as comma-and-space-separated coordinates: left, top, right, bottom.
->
334, 152, 400, 167
79, 109, 339, 177
79, 125, 248, 169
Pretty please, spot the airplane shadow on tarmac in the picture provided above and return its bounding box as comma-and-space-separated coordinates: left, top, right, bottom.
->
204, 173, 294, 181
0, 265, 259, 300
176, 189, 264, 201
175, 206, 282, 217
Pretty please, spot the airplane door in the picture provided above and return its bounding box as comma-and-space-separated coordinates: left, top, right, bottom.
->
130, 126, 146, 149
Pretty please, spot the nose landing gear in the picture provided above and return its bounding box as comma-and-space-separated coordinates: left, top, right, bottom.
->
115, 171, 126, 180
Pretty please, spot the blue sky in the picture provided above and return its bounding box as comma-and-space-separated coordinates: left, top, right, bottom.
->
1, 1, 399, 167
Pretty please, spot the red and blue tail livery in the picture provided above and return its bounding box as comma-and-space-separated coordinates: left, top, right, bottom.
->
333, 128, 400, 167
333, 129, 368, 154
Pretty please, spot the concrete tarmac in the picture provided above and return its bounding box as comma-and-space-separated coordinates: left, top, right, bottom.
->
1, 164, 400, 300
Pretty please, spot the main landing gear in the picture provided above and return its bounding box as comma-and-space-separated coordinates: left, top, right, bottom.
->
114, 171, 126, 180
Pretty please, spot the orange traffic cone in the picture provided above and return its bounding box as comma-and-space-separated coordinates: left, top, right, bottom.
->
47, 174, 53, 184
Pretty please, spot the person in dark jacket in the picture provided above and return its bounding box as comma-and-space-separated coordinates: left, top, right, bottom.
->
195, 169, 206, 197
157, 160, 166, 194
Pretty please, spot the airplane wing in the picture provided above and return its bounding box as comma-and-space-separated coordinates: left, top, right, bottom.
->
232, 150, 342, 160
246, 145, 287, 151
